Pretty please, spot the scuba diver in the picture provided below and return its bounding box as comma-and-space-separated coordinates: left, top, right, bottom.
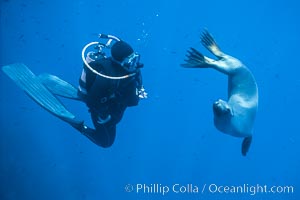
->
2, 34, 147, 148
76, 34, 147, 147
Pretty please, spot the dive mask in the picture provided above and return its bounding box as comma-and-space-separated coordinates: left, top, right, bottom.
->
120, 52, 143, 72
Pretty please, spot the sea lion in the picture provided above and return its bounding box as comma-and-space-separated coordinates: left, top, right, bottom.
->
182, 30, 258, 156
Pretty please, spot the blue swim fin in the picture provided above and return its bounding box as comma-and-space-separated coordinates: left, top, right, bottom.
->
2, 63, 83, 127
38, 73, 80, 100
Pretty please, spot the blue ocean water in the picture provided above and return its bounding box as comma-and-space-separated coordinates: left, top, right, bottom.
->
0, 0, 299, 199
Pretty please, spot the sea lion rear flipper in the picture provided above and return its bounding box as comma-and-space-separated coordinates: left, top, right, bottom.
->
181, 48, 212, 68
241, 136, 252, 156
201, 30, 224, 58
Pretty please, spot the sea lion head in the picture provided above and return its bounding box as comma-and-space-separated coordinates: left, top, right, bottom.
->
213, 99, 233, 117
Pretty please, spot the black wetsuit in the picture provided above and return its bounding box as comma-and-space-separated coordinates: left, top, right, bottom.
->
77, 58, 142, 147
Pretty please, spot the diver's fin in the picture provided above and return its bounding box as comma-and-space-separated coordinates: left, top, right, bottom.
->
201, 30, 224, 58
38, 73, 80, 100
181, 47, 211, 68
2, 63, 83, 127
241, 136, 252, 156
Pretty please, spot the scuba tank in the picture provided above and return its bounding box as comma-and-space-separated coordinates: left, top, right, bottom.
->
81, 34, 137, 80
79, 34, 147, 99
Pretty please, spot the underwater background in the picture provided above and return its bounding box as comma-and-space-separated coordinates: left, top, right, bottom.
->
0, 0, 299, 199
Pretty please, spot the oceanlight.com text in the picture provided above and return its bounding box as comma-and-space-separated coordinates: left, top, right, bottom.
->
124, 183, 294, 196
207, 183, 294, 195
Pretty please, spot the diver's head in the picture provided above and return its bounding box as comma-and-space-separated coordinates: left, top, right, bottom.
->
111, 41, 143, 72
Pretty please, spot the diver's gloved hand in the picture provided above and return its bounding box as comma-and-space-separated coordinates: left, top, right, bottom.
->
137, 86, 148, 99
97, 114, 111, 124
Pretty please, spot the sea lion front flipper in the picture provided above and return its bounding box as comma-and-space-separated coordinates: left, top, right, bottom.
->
181, 48, 213, 68
201, 30, 224, 58
241, 136, 252, 156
